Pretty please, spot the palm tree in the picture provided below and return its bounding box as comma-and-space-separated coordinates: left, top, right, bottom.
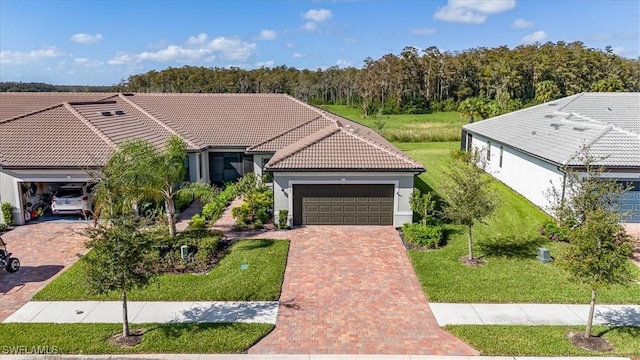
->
94, 136, 216, 237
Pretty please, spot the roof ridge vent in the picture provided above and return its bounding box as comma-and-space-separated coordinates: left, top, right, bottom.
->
100, 111, 113, 116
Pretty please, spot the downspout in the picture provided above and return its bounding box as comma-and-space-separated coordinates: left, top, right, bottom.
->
559, 168, 567, 202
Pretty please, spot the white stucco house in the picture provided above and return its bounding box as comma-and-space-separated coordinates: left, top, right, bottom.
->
0, 92, 424, 227
461, 92, 640, 225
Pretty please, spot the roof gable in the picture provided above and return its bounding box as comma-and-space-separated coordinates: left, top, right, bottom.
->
266, 124, 424, 171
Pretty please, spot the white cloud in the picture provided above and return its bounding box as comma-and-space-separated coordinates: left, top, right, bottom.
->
255, 60, 275, 68
303, 9, 332, 22
434, 0, 516, 24
410, 28, 437, 35
285, 42, 294, 48
258, 29, 277, 40
336, 59, 352, 67
511, 18, 533, 29
589, 33, 611, 42
108, 34, 256, 65
70, 33, 103, 44
343, 37, 357, 43
302, 21, 318, 31
522, 30, 547, 44
187, 33, 208, 45
293, 52, 307, 58
74, 58, 104, 67
0, 47, 66, 65
620, 32, 639, 40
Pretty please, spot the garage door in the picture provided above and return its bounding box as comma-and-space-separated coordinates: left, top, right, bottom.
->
618, 181, 640, 223
293, 184, 394, 225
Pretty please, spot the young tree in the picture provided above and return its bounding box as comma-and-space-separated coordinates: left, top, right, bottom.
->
441, 149, 499, 261
83, 216, 155, 338
410, 189, 436, 226
545, 150, 629, 229
561, 208, 634, 338
94, 136, 216, 237
547, 150, 634, 339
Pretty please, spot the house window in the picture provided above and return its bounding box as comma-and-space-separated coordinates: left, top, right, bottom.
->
183, 157, 190, 181
487, 141, 491, 161
499, 146, 504, 168
198, 153, 203, 179
466, 133, 473, 151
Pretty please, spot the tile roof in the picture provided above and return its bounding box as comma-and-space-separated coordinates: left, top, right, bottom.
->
0, 104, 113, 168
0, 92, 424, 172
246, 116, 334, 153
266, 123, 424, 171
123, 93, 322, 147
463, 93, 640, 167
0, 92, 114, 121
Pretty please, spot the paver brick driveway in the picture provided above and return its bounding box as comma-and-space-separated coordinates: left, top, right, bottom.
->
0, 221, 88, 321
249, 226, 478, 355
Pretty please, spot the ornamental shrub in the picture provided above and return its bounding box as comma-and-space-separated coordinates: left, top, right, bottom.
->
1, 202, 13, 225
402, 223, 444, 249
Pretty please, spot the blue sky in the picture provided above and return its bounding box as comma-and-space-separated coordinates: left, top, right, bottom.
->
1, 0, 638, 85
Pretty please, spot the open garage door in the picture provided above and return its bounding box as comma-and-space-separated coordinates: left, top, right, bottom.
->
293, 184, 394, 225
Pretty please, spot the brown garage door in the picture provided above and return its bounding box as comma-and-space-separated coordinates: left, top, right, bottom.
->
293, 184, 394, 225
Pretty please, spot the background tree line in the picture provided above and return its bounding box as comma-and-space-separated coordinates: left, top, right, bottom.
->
3, 41, 639, 118
0, 82, 112, 92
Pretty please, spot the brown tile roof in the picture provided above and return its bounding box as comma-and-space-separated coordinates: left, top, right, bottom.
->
0, 92, 424, 172
246, 116, 334, 153
266, 123, 424, 171
0, 104, 113, 168
124, 93, 322, 147
0, 92, 114, 121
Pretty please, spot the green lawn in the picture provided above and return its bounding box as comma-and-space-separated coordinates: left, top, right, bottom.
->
0, 323, 272, 354
320, 104, 464, 142
35, 239, 288, 301
401, 142, 640, 303
447, 325, 640, 357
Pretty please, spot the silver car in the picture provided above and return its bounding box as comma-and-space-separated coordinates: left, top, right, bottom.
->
51, 183, 93, 215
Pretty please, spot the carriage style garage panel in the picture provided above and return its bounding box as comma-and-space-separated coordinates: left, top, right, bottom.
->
293, 184, 394, 225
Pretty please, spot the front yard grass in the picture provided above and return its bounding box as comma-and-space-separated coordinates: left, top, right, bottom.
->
320, 104, 464, 142
34, 239, 288, 301
400, 142, 640, 304
446, 325, 640, 357
0, 323, 273, 354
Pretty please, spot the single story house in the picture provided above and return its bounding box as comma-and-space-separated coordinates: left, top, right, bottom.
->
461, 92, 640, 224
0, 92, 424, 227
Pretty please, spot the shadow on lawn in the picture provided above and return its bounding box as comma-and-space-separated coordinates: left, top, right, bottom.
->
149, 322, 237, 338
477, 235, 549, 259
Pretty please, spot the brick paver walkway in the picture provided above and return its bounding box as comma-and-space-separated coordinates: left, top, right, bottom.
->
0, 221, 88, 321
248, 226, 478, 355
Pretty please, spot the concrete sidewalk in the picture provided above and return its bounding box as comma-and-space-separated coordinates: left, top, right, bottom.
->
0, 355, 632, 360
430, 303, 640, 326
2, 301, 278, 324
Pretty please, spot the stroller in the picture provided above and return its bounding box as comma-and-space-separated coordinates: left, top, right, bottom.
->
0, 235, 20, 273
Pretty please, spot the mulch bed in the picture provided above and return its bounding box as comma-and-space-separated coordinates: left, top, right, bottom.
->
568, 331, 614, 352
108, 328, 145, 347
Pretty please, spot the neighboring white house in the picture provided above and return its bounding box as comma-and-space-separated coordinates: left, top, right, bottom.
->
461, 92, 640, 224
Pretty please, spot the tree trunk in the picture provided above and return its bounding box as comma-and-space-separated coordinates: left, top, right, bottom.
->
122, 290, 130, 338
585, 288, 597, 338
467, 224, 474, 260
166, 198, 176, 237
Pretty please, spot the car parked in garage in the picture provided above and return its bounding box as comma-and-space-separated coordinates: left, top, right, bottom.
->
51, 183, 93, 215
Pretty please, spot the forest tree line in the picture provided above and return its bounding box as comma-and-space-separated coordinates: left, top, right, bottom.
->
3, 41, 639, 119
